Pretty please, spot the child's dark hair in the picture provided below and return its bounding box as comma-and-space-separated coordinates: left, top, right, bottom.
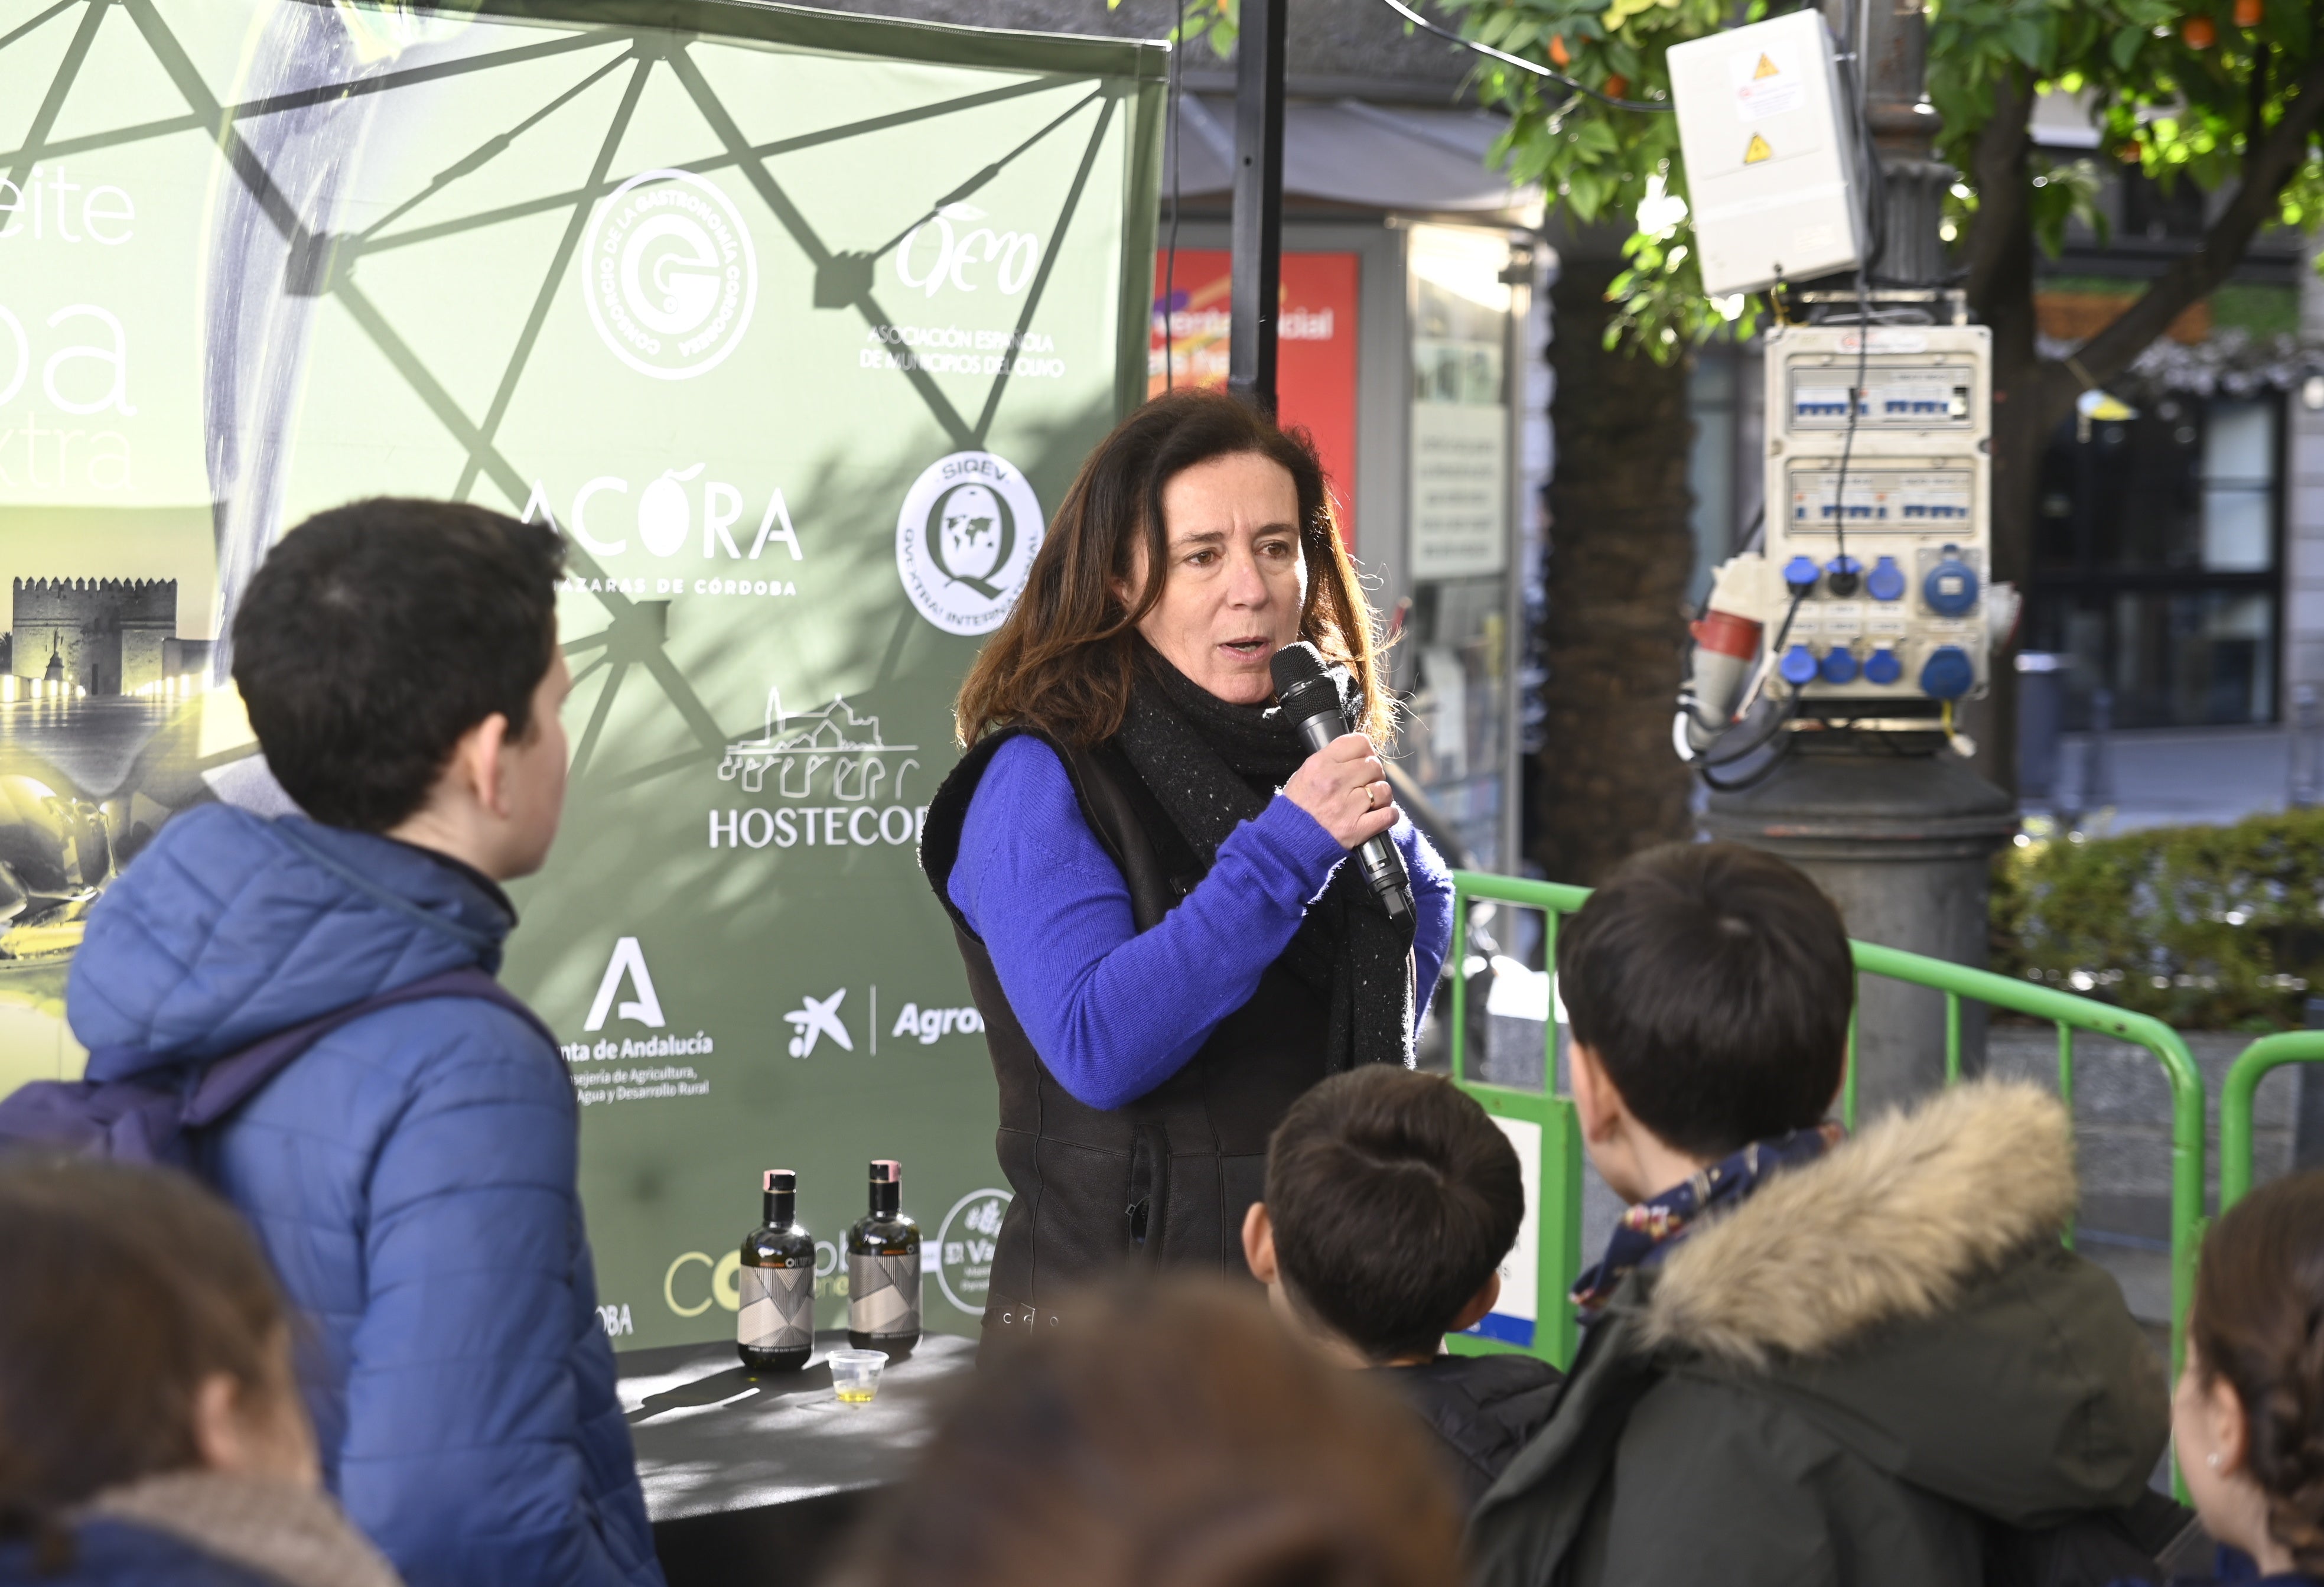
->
232, 498, 564, 832
0, 1157, 292, 1559
2191, 1168, 2324, 1570
1264, 1066, 1523, 1361
1557, 841, 1851, 1159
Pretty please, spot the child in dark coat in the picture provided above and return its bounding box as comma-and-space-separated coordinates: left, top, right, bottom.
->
1241, 1066, 1561, 1508
1469, 841, 2169, 1587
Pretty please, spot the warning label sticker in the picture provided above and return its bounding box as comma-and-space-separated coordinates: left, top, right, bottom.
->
1730, 43, 1804, 121
1744, 132, 1773, 164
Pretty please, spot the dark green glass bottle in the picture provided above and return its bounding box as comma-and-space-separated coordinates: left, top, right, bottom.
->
845, 1159, 920, 1353
738, 1169, 814, 1371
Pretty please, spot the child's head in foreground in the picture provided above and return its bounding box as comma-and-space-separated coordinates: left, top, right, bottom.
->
230, 499, 569, 880
1244, 1066, 1524, 1365
1557, 841, 1853, 1202
838, 1276, 1462, 1587
2177, 1168, 2324, 1575
0, 1156, 317, 1557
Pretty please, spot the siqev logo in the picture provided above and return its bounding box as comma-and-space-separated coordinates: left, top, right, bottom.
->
583, 169, 757, 380
895, 451, 1043, 635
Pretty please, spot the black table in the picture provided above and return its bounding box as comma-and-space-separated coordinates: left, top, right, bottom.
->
619, 1331, 978, 1586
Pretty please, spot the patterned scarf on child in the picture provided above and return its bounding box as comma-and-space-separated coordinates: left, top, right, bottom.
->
1569, 1121, 1845, 1322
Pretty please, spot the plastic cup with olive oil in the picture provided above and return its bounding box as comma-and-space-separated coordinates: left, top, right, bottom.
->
828, 1348, 887, 1404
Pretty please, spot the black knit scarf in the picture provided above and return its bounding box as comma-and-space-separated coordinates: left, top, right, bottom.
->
1113, 646, 1415, 1071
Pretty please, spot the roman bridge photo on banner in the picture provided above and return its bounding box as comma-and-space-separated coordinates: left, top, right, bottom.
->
0, 0, 1164, 1347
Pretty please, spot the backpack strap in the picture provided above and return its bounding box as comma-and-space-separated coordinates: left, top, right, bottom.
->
181, 966, 555, 1131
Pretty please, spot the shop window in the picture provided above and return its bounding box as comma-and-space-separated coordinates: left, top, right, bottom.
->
2027, 393, 2281, 727
1404, 226, 1513, 868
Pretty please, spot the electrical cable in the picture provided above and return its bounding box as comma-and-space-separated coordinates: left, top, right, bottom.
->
1162, 0, 1186, 392
1371, 0, 1675, 112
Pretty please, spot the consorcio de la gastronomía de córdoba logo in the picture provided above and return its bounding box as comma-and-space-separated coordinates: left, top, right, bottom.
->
582, 168, 758, 381
894, 451, 1043, 635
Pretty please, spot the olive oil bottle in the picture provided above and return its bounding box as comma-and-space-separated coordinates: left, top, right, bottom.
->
738, 1169, 815, 1371
844, 1159, 920, 1353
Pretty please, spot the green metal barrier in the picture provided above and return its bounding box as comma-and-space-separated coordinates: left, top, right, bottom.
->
2219, 1032, 2324, 1211
1438, 869, 2208, 1387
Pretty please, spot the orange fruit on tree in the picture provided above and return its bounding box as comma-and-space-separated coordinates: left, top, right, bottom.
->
2183, 14, 2217, 47
2234, 0, 2261, 26
1550, 34, 1571, 66
1604, 73, 1630, 97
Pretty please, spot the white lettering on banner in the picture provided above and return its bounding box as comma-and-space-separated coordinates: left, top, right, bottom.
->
0, 305, 134, 416
708, 806, 927, 850
0, 167, 135, 244
522, 476, 804, 567
894, 204, 1042, 298
597, 1303, 634, 1338
0, 407, 132, 492
584, 936, 666, 1032
575, 1066, 711, 1108
889, 1002, 985, 1043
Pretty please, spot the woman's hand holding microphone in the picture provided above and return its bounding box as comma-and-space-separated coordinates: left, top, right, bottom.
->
1284, 733, 1397, 851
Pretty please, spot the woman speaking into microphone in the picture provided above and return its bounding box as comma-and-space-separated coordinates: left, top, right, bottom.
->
920, 390, 1453, 1336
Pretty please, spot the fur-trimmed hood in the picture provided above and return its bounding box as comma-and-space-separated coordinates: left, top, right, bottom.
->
1645, 1079, 2080, 1366
1468, 1080, 2170, 1587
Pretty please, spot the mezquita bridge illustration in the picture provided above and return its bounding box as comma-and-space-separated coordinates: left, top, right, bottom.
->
717, 685, 920, 801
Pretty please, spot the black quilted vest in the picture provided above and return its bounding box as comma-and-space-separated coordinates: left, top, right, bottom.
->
920, 729, 1330, 1341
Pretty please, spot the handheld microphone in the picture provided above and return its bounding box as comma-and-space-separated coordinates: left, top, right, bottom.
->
1270, 642, 1414, 923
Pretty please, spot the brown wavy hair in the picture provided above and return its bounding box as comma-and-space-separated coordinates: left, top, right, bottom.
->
832, 1276, 1462, 1587
2192, 1167, 2324, 1570
0, 1156, 297, 1566
955, 389, 1388, 749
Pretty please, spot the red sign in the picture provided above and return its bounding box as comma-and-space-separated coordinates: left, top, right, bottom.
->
1151, 250, 1362, 544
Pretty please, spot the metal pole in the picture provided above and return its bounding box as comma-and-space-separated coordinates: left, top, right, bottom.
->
1228, 0, 1285, 415
1820, 0, 1944, 288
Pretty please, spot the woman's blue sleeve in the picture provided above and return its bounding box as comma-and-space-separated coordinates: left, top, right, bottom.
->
1399, 818, 1454, 1026
948, 736, 1349, 1111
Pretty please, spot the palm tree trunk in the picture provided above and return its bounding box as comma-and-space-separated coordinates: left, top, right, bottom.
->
1528, 256, 1697, 886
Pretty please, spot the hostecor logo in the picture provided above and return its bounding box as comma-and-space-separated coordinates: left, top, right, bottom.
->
583, 169, 757, 381
895, 451, 1043, 635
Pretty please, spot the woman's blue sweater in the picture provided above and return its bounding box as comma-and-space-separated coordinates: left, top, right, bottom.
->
946, 734, 1455, 1110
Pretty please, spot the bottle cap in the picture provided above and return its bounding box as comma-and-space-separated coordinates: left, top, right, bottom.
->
869, 1159, 901, 1183
764, 1169, 796, 1193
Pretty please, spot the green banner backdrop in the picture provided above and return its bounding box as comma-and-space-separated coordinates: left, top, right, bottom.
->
0, 0, 1163, 1349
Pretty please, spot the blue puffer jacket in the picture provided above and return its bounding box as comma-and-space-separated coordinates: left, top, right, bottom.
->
65, 807, 663, 1587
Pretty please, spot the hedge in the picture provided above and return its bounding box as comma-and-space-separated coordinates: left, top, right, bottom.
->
1991, 808, 2324, 1032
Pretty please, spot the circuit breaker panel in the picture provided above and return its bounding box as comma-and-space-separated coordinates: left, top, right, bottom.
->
1763, 324, 1993, 705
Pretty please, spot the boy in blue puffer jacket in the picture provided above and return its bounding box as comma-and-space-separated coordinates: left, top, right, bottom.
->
65, 500, 662, 1587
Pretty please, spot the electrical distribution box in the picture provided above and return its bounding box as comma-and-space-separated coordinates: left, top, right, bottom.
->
1763, 324, 1994, 705
1666, 11, 1864, 297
